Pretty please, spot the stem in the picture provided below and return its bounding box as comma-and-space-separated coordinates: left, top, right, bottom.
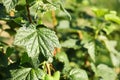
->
8, 57, 14, 63
51, 10, 57, 27
26, 0, 33, 23
50, 64, 55, 72
95, 30, 99, 39
45, 62, 51, 75
95, 23, 104, 39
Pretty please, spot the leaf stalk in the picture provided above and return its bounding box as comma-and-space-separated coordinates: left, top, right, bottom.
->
26, 0, 33, 23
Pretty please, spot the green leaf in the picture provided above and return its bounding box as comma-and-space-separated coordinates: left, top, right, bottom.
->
57, 20, 70, 29
2, 0, 18, 12
59, 2, 71, 20
44, 74, 54, 80
92, 7, 108, 17
105, 11, 120, 24
91, 63, 97, 74
81, 31, 94, 44
55, 51, 70, 73
55, 51, 69, 67
18, 0, 26, 5
69, 68, 88, 80
53, 71, 60, 80
104, 40, 120, 67
96, 64, 117, 80
6, 47, 14, 57
110, 53, 120, 67
103, 24, 116, 35
13, 17, 23, 24
61, 39, 79, 49
84, 42, 95, 62
9, 67, 45, 80
14, 24, 60, 67
104, 40, 117, 53
30, 0, 57, 18
20, 52, 31, 65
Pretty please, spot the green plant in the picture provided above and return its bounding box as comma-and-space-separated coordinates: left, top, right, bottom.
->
0, 0, 63, 80
0, 0, 120, 80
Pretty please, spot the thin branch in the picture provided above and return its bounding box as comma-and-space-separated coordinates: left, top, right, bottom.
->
50, 63, 55, 72
51, 10, 57, 27
45, 62, 51, 75
8, 57, 14, 63
26, 0, 33, 23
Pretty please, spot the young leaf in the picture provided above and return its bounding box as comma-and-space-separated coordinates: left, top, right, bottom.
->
44, 74, 54, 80
9, 68, 45, 80
92, 7, 108, 17
2, 0, 18, 12
14, 24, 60, 67
53, 71, 60, 80
105, 11, 120, 24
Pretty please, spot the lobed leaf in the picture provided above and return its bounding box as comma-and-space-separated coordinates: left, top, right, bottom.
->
14, 24, 60, 67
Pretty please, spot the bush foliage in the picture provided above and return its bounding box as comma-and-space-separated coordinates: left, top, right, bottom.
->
0, 0, 120, 80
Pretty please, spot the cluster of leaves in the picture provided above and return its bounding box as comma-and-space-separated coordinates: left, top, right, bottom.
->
0, 0, 62, 80
0, 0, 120, 80
55, 0, 120, 79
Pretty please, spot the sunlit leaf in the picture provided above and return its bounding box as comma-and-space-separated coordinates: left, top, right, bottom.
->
105, 11, 120, 24
14, 24, 60, 67
92, 7, 108, 17
53, 71, 60, 80
44, 74, 54, 80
